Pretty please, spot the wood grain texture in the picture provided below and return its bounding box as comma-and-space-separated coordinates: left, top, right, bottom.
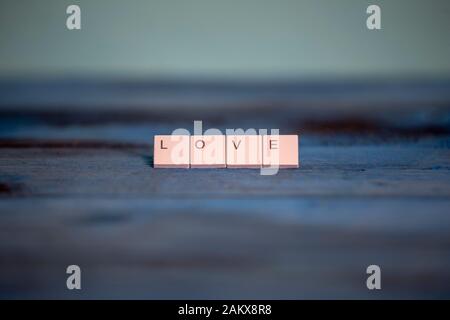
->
1, 139, 449, 299
1, 80, 450, 299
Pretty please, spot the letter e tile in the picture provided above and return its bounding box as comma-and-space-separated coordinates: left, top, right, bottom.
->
262, 135, 299, 168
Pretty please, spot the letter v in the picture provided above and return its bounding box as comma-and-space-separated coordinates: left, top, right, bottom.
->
232, 140, 241, 150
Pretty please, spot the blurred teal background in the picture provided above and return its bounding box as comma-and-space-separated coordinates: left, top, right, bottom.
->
1, 0, 450, 79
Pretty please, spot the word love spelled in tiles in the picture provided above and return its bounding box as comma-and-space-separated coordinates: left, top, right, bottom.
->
154, 135, 299, 169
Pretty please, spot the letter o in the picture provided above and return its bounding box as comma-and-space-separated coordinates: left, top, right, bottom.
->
195, 139, 206, 149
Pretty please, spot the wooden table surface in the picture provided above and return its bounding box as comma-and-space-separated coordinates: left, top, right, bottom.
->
1, 79, 450, 299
